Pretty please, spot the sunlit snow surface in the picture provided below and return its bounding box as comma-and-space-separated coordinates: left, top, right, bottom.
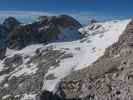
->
0, 19, 131, 99
43, 19, 131, 91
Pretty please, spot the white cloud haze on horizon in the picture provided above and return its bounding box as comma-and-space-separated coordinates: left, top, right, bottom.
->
0, 10, 128, 24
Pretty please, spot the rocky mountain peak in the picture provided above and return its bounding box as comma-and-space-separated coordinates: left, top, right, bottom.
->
3, 17, 20, 32
38, 15, 82, 29
5, 15, 81, 50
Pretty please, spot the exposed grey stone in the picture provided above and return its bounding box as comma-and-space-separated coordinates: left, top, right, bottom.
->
4, 54, 23, 68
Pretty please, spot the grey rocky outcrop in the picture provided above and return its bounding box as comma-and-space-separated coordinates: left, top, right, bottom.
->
0, 17, 20, 59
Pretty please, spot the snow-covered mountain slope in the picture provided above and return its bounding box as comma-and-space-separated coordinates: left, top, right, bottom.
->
56, 19, 133, 100
43, 19, 131, 91
0, 19, 131, 100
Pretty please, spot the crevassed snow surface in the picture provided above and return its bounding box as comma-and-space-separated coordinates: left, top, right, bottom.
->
0, 19, 131, 96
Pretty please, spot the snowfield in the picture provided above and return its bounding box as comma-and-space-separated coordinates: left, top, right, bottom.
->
0, 19, 131, 99
43, 19, 131, 91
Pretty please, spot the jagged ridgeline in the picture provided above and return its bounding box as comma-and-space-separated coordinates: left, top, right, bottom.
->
0, 15, 81, 59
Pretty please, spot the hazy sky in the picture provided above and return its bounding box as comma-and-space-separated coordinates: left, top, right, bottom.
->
0, 0, 132, 23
